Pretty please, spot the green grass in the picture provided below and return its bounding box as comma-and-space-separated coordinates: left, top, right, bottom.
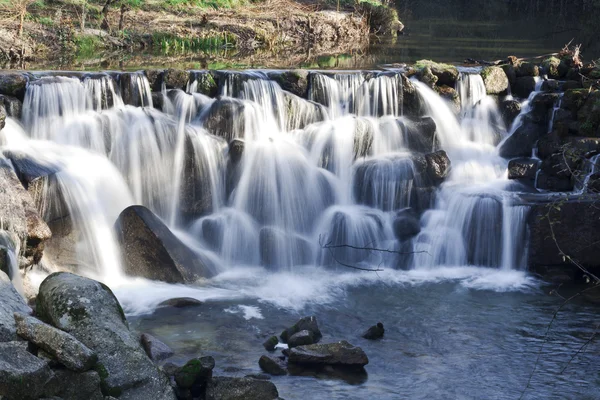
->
151, 32, 237, 54
74, 34, 104, 58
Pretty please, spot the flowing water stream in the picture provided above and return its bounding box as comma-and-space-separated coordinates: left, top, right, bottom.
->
0, 69, 597, 399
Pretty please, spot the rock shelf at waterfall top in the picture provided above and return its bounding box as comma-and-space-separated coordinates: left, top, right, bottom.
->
0, 48, 600, 399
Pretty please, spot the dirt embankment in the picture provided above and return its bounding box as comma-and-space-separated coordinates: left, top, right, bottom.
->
0, 0, 374, 69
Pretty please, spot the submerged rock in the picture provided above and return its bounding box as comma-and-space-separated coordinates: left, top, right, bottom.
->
362, 322, 385, 340
158, 297, 203, 308
205, 377, 279, 400
288, 340, 369, 367
14, 312, 97, 372
258, 355, 287, 376
141, 333, 174, 362
35, 272, 175, 399
0, 341, 54, 400
280, 316, 322, 344
115, 205, 216, 283
481, 66, 509, 95
0, 270, 31, 342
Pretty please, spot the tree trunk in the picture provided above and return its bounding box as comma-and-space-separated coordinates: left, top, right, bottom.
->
101, 0, 114, 31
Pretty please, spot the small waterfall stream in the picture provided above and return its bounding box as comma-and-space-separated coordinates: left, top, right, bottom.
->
0, 68, 539, 306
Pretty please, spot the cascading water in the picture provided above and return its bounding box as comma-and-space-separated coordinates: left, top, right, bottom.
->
2, 67, 538, 308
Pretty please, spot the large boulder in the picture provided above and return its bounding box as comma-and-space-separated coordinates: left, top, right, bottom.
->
0, 341, 54, 400
0, 270, 31, 343
288, 340, 369, 367
500, 99, 522, 128
481, 66, 509, 95
516, 62, 539, 77
115, 205, 216, 283
35, 272, 176, 399
392, 208, 421, 241
0, 159, 52, 268
541, 56, 568, 79
189, 71, 218, 97
259, 226, 313, 269
528, 198, 600, 278
14, 313, 97, 372
0, 73, 28, 101
424, 150, 451, 183
205, 377, 279, 400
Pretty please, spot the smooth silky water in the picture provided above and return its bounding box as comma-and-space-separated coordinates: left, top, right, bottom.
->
2, 70, 598, 399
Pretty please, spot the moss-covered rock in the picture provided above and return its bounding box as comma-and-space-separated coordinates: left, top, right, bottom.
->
174, 356, 215, 389
541, 56, 565, 79
268, 70, 309, 98
36, 272, 175, 400
417, 65, 438, 88
576, 90, 600, 137
563, 88, 590, 113
516, 62, 539, 77
481, 66, 509, 95
193, 71, 218, 97
262, 335, 279, 352
414, 60, 459, 86
163, 69, 190, 90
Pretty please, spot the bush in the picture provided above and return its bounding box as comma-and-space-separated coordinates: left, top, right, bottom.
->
355, 0, 402, 35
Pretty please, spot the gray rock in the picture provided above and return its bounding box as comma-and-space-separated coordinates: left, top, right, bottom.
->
258, 355, 287, 376
14, 312, 97, 372
500, 99, 521, 128
287, 330, 315, 348
0, 341, 54, 400
158, 297, 203, 308
201, 98, 246, 142
362, 322, 384, 340
498, 121, 545, 158
288, 340, 369, 367
516, 62, 539, 78
0, 73, 28, 100
205, 377, 279, 400
174, 356, 215, 389
259, 227, 313, 269
262, 335, 278, 352
481, 66, 509, 95
0, 160, 52, 269
267, 70, 309, 98
35, 272, 175, 399
140, 333, 174, 362
0, 270, 31, 342
280, 316, 322, 344
44, 370, 103, 400
0, 95, 21, 119
405, 116, 436, 152
162, 69, 189, 90
115, 205, 216, 283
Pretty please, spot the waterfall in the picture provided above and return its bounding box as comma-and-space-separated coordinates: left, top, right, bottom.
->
2, 67, 540, 287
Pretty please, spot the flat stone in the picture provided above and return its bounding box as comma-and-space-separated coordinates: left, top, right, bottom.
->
14, 312, 97, 372
205, 377, 279, 400
288, 340, 369, 367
